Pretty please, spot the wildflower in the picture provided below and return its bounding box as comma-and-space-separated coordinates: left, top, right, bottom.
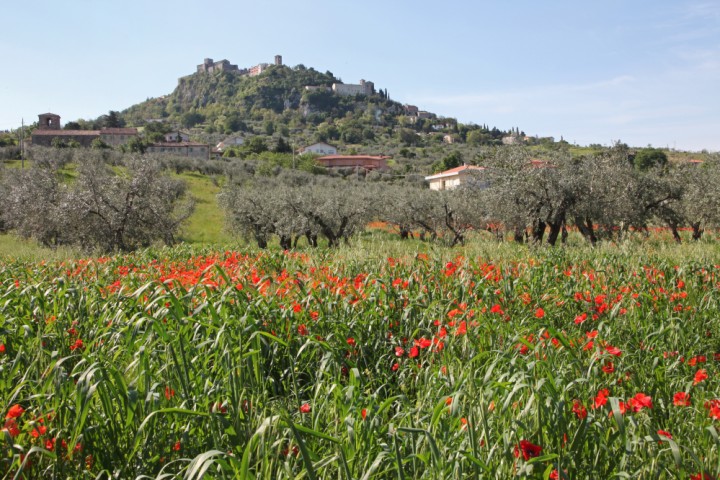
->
164, 386, 175, 400
3, 418, 20, 437
593, 389, 610, 409
673, 392, 691, 406
535, 308, 545, 319
572, 399, 588, 419
605, 345, 622, 357
173, 441, 181, 451
30, 425, 47, 438
657, 430, 672, 441
602, 362, 615, 374
394, 346, 405, 357
514, 439, 542, 460
391, 363, 399, 372
361, 408, 367, 420
69, 339, 84, 351
694, 369, 708, 385
627, 393, 652, 412
574, 312, 588, 324
6, 404, 24, 419
297, 324, 308, 336
408, 347, 419, 358
292, 303, 302, 313
0, 344, 5, 353
347, 337, 356, 347
300, 403, 311, 414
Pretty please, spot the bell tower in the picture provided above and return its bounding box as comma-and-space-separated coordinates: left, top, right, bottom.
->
38, 113, 61, 130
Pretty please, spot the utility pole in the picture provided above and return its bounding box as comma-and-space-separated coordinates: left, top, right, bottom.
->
20, 118, 25, 169
292, 139, 296, 169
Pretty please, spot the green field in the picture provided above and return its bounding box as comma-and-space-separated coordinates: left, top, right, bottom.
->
2, 238, 720, 478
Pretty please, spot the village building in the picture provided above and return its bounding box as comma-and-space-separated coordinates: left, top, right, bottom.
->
301, 142, 337, 155
163, 131, 190, 143
99, 127, 139, 146
147, 142, 210, 159
316, 154, 390, 171
425, 165, 486, 191
31, 113, 138, 147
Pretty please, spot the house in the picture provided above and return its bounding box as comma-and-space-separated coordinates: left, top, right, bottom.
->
425, 165, 486, 191
163, 131, 190, 143
147, 142, 210, 159
301, 142, 337, 155
316, 155, 390, 171
100, 127, 138, 146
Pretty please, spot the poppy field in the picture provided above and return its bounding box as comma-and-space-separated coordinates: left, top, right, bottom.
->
1, 244, 720, 479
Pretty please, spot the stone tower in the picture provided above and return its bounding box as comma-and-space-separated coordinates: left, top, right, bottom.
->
275, 55, 282, 66
38, 113, 61, 130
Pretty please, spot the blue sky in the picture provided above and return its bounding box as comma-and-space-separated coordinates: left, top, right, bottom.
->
2, 0, 719, 151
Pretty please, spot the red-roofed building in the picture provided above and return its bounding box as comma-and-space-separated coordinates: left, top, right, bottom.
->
316, 155, 390, 171
425, 165, 486, 190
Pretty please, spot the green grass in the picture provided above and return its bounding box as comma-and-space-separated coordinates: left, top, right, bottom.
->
175, 171, 235, 246
2, 241, 720, 478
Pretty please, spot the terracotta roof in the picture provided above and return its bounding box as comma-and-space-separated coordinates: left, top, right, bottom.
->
32, 130, 99, 136
688, 159, 704, 164
425, 165, 485, 181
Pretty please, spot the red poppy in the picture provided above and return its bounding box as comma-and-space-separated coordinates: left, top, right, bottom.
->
408, 347, 419, 358
673, 392, 691, 406
490, 304, 504, 314
394, 346, 405, 357
627, 393, 652, 412
3, 418, 20, 437
164, 386, 175, 400
173, 441, 181, 451
0, 344, 5, 353
694, 369, 708, 385
593, 389, 610, 409
297, 324, 308, 336
299, 403, 311, 414
415, 338, 432, 349
657, 430, 672, 440
605, 346, 622, 356
347, 338, 356, 347
572, 399, 588, 419
6, 404, 24, 419
513, 439, 542, 460
535, 308, 545, 319
70, 339, 84, 351
361, 408, 367, 420
602, 362, 615, 374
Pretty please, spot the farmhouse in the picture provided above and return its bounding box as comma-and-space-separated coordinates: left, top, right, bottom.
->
316, 154, 389, 171
425, 165, 486, 191
301, 142, 337, 155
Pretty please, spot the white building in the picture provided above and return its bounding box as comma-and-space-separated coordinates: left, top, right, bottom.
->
425, 165, 486, 191
301, 142, 337, 155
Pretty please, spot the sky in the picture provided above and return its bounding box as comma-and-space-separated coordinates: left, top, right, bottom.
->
2, 0, 720, 151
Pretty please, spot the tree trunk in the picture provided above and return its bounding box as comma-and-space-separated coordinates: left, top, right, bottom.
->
531, 220, 546, 244
279, 235, 292, 250
668, 222, 682, 244
574, 216, 597, 245
691, 222, 703, 241
513, 226, 525, 244
546, 219, 564, 246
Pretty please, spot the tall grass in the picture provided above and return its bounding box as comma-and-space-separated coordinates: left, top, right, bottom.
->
1, 242, 719, 478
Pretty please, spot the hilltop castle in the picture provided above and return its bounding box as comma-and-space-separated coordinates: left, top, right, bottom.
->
196, 55, 283, 77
